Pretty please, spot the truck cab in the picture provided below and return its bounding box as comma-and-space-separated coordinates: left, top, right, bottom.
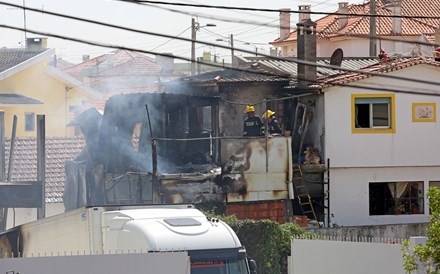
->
101, 204, 256, 274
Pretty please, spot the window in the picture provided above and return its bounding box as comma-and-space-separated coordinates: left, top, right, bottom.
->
369, 181, 424, 215
352, 94, 395, 133
25, 112, 35, 132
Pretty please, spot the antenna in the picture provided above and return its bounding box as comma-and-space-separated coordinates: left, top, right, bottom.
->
22, 0, 27, 44
330, 48, 344, 67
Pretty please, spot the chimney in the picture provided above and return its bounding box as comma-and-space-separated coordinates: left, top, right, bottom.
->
337, 2, 349, 29
298, 5, 311, 23
82, 55, 90, 62
297, 19, 317, 86
391, 0, 402, 34
279, 9, 291, 41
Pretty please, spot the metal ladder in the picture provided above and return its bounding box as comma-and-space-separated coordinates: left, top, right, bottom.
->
292, 164, 320, 227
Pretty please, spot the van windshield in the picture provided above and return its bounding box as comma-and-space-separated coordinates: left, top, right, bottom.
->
191, 259, 249, 274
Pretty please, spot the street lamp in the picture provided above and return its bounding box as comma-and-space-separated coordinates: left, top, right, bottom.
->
215, 34, 234, 66
244, 42, 259, 57
191, 18, 216, 76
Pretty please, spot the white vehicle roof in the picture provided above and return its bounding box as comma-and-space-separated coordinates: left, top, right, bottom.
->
103, 207, 242, 252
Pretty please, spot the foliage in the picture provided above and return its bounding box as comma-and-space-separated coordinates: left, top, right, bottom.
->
203, 209, 314, 274
402, 186, 440, 273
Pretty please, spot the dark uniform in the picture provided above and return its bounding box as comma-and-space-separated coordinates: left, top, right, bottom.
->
243, 115, 263, 136
268, 118, 282, 135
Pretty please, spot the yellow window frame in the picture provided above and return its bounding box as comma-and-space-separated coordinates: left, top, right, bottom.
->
351, 94, 396, 134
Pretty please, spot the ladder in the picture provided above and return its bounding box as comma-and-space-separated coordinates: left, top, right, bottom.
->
292, 164, 320, 227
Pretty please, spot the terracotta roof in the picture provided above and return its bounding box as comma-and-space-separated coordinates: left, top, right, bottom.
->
318, 56, 440, 87
272, 0, 440, 44
63, 49, 162, 80
0, 48, 49, 73
5, 137, 85, 203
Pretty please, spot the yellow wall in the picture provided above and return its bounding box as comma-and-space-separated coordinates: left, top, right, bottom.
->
0, 61, 96, 137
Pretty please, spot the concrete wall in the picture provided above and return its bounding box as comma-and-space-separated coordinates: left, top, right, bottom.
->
0, 252, 189, 274
307, 222, 428, 239
291, 238, 405, 274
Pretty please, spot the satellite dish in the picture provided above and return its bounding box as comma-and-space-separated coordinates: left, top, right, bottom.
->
330, 48, 344, 67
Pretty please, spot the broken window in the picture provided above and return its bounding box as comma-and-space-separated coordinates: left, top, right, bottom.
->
352, 94, 395, 133
369, 181, 424, 215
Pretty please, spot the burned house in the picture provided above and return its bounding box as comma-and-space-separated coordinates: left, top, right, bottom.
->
64, 66, 304, 223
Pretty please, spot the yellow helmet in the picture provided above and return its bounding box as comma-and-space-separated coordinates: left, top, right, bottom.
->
245, 105, 255, 113
262, 110, 275, 119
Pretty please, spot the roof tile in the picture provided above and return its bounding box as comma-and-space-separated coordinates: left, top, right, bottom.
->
4, 137, 85, 203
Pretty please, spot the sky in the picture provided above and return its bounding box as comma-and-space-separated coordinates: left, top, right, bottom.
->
0, 0, 363, 64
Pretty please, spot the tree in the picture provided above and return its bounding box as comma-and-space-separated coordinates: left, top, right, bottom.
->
402, 186, 440, 273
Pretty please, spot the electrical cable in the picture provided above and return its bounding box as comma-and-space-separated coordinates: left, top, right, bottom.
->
3, 23, 440, 98
121, 0, 440, 20
1, 3, 440, 95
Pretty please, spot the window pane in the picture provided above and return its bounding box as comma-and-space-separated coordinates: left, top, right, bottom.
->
372, 103, 389, 127
355, 104, 370, 128
25, 112, 35, 131
369, 181, 424, 215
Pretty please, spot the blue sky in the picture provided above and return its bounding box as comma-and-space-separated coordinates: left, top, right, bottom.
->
0, 0, 358, 63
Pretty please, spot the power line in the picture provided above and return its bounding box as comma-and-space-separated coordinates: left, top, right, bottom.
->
121, 0, 440, 20
1, 3, 440, 92
2, 0, 437, 53
2, 23, 440, 98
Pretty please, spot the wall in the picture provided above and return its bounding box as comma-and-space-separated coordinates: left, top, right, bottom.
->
325, 65, 440, 168
324, 65, 440, 226
0, 62, 95, 137
281, 36, 423, 58
307, 222, 428, 239
291, 238, 405, 274
219, 85, 281, 137
329, 167, 434, 226
226, 200, 289, 223
0, 252, 189, 274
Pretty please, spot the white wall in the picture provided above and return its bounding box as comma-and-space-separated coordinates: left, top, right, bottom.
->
0, 252, 190, 274
291, 238, 405, 274
323, 64, 440, 226
325, 65, 440, 168
330, 167, 434, 226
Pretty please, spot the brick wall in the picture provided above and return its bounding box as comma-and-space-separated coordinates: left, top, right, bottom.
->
226, 200, 288, 224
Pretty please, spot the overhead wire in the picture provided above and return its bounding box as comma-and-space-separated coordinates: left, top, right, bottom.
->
3, 23, 440, 99
120, 0, 440, 20
1, 2, 440, 95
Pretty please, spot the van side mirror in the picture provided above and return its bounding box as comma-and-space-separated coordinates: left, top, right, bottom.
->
248, 258, 257, 274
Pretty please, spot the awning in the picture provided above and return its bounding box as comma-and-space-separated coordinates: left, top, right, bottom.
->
0, 93, 43, 105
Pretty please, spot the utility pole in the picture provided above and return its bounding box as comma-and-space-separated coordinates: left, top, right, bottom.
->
230, 34, 234, 66
191, 18, 216, 76
191, 18, 197, 76
369, 0, 377, 57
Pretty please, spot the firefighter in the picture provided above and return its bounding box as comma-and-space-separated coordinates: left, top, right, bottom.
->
262, 109, 282, 135
243, 105, 263, 136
